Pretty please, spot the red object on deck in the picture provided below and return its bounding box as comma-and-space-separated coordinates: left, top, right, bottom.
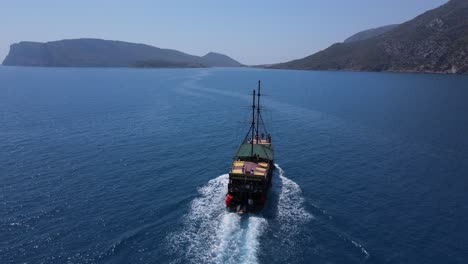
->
225, 194, 233, 206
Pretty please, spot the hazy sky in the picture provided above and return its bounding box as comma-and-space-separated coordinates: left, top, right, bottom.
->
1, 0, 448, 65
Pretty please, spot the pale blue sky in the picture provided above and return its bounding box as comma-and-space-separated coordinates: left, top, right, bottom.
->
1, 0, 448, 65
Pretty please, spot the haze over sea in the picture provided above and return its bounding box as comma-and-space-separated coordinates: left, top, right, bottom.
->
1, 66, 467, 263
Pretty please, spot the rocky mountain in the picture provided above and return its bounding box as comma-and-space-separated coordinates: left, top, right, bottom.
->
200, 52, 243, 67
2, 38, 243, 68
270, 0, 468, 74
344, 24, 399, 43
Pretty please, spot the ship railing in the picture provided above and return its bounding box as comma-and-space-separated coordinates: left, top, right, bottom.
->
244, 136, 271, 145
228, 186, 263, 193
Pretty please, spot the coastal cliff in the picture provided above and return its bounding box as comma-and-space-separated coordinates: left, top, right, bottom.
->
269, 0, 468, 74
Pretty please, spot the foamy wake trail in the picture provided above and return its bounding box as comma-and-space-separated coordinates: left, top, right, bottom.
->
275, 165, 313, 222
169, 174, 266, 264
169, 166, 312, 264
271, 164, 313, 253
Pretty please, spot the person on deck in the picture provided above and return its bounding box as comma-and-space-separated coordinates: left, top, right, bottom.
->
225, 193, 233, 207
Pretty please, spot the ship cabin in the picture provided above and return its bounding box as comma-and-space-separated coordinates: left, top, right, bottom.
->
228, 136, 274, 208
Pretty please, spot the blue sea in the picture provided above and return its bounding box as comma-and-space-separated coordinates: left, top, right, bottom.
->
1, 66, 468, 264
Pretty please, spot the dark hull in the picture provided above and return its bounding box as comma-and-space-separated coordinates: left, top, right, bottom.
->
226, 164, 274, 213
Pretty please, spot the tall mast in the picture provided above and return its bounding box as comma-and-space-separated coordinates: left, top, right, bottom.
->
251, 89, 256, 156
256, 80, 261, 143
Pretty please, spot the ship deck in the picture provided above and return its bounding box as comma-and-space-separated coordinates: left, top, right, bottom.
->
230, 160, 270, 177
247, 138, 271, 145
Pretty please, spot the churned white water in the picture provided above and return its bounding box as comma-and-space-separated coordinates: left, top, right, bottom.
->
169, 165, 312, 264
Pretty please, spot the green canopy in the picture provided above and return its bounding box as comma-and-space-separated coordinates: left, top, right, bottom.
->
234, 143, 274, 161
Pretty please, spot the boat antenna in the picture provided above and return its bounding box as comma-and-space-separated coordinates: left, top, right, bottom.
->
256, 80, 261, 144
251, 89, 256, 156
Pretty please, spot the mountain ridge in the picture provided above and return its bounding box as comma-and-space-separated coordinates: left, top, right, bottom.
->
201, 52, 244, 67
269, 0, 468, 74
344, 24, 399, 43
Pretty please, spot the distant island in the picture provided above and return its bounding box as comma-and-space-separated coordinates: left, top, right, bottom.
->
2, 39, 243, 68
268, 0, 468, 74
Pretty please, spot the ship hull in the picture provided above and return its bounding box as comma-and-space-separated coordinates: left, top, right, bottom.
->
226, 162, 274, 213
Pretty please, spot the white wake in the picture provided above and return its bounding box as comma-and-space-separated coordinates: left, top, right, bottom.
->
274, 164, 313, 229
169, 165, 311, 264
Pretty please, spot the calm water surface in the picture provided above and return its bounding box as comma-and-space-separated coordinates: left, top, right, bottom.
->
1, 66, 468, 263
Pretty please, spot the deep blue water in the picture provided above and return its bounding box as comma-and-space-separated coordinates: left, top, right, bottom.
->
1, 66, 468, 264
